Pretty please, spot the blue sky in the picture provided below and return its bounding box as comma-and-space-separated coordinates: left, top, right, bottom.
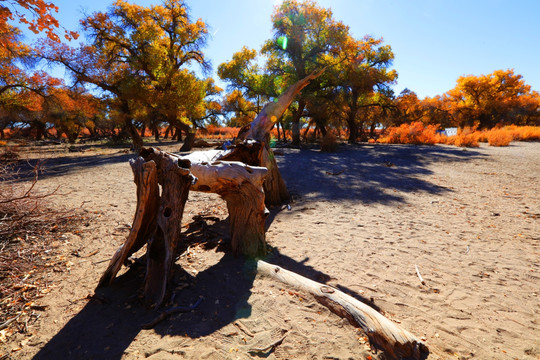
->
26, 0, 540, 99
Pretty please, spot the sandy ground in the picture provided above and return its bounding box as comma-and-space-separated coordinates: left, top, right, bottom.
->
2, 140, 539, 359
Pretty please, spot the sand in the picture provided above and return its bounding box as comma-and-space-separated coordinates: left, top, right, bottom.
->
2, 141, 539, 359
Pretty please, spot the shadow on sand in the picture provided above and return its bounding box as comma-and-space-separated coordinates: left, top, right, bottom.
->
277, 143, 486, 204
34, 215, 379, 360
31, 143, 479, 359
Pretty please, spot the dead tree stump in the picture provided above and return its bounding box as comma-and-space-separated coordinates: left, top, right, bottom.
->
98, 157, 160, 288
189, 160, 268, 256
140, 148, 193, 308
97, 148, 194, 308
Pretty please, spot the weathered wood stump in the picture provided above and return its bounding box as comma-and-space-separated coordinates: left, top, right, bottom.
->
97, 157, 160, 288
97, 148, 269, 307
98, 71, 323, 305
97, 149, 193, 308
189, 159, 268, 256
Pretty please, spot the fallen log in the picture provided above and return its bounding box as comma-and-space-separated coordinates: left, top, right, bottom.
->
256, 260, 429, 360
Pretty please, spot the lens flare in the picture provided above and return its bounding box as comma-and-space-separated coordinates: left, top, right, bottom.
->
277, 36, 288, 50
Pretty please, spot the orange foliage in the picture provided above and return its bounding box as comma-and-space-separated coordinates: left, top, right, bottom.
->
197, 126, 239, 140
0, 0, 78, 41
377, 122, 442, 145
445, 127, 480, 147
377, 123, 540, 147
485, 128, 513, 146
500, 125, 540, 142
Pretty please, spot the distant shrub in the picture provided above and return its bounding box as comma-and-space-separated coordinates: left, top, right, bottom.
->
486, 128, 513, 146
504, 125, 540, 142
320, 132, 338, 152
445, 127, 480, 147
378, 122, 442, 145
199, 126, 239, 140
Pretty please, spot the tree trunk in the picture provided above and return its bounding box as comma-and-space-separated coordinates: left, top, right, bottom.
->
219, 140, 290, 207
98, 157, 160, 288
121, 101, 143, 151
291, 100, 305, 146
97, 149, 194, 308
260, 142, 290, 206
348, 116, 358, 144
164, 124, 172, 139
179, 131, 196, 152
189, 159, 268, 256
152, 123, 160, 141
141, 148, 193, 308
126, 118, 144, 151
257, 260, 429, 360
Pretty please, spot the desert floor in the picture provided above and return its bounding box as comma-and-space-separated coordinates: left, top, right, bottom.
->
2, 140, 539, 360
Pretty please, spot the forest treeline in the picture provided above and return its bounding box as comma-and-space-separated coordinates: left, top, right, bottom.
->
1, 0, 539, 149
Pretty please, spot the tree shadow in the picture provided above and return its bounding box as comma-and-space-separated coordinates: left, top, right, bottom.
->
9, 140, 182, 182
32, 215, 395, 359
10, 152, 135, 182
276, 143, 487, 205
33, 143, 458, 359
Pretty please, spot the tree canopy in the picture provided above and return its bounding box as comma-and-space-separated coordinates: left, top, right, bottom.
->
1, 0, 538, 144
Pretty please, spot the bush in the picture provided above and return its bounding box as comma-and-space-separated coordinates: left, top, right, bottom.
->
378, 122, 442, 145
0, 161, 84, 334
445, 127, 480, 147
486, 128, 513, 146
320, 132, 338, 152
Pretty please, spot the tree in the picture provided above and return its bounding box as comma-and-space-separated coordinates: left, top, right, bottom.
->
329, 36, 397, 143
392, 89, 424, 125
41, 0, 210, 150
218, 46, 278, 117
261, 0, 349, 145
221, 89, 257, 127
45, 86, 101, 143
444, 69, 540, 128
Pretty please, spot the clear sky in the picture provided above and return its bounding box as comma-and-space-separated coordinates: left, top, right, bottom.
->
26, 0, 540, 99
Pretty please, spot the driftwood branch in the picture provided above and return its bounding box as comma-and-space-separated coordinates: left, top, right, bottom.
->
256, 260, 429, 360
98, 158, 160, 287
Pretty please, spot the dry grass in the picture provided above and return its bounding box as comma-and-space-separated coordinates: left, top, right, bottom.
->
0, 156, 85, 336
485, 128, 513, 146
